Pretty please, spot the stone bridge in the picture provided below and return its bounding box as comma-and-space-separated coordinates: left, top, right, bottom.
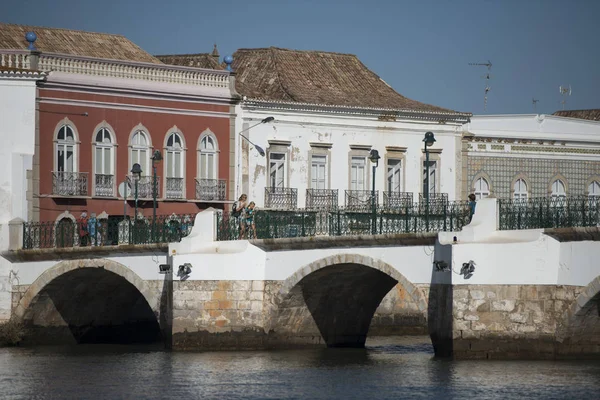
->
1, 198, 599, 359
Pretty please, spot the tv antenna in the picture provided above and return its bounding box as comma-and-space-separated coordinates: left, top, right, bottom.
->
469, 60, 493, 111
559, 85, 572, 110
532, 98, 539, 112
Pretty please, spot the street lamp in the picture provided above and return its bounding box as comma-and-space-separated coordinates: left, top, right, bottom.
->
423, 131, 436, 203
369, 149, 380, 235
236, 116, 275, 197
151, 150, 163, 241
130, 163, 142, 220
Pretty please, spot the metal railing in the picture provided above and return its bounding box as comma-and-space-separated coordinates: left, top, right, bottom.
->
126, 175, 158, 199
52, 171, 88, 196
166, 177, 184, 199
94, 174, 114, 197
216, 201, 471, 241
264, 187, 298, 209
22, 214, 195, 249
306, 189, 338, 210
498, 196, 600, 230
419, 193, 448, 203
345, 190, 378, 211
383, 191, 413, 210
195, 179, 227, 201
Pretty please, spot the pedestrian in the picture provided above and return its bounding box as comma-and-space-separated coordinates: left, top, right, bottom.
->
78, 211, 89, 246
231, 194, 248, 239
244, 201, 257, 239
88, 212, 97, 246
468, 193, 477, 222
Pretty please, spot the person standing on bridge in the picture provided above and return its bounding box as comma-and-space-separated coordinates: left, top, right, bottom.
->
78, 211, 89, 246
468, 193, 477, 223
232, 194, 248, 239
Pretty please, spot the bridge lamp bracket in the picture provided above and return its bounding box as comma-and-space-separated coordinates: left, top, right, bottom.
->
177, 263, 193, 281
159, 264, 171, 274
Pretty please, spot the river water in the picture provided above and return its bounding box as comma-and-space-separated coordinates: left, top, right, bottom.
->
1, 336, 599, 400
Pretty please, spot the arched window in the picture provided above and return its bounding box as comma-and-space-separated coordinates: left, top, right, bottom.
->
130, 130, 150, 175
56, 125, 76, 173
165, 132, 185, 199
588, 181, 600, 197
513, 179, 528, 201
551, 179, 566, 199
94, 128, 115, 196
199, 134, 217, 180
473, 177, 490, 200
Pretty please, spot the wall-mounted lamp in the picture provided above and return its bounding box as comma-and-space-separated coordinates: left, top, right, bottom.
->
434, 260, 449, 272
159, 264, 171, 274
460, 260, 476, 279
177, 263, 192, 281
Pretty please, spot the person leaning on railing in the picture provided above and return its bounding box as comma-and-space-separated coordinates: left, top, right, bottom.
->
231, 194, 248, 239
468, 194, 477, 223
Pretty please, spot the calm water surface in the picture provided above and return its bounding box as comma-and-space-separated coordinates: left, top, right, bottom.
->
1, 336, 599, 400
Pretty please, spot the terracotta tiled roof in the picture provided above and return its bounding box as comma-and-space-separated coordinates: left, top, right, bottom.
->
0, 23, 161, 64
553, 109, 600, 122
155, 53, 223, 70
232, 47, 460, 113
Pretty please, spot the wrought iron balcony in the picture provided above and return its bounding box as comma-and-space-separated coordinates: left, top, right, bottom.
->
418, 192, 448, 203
345, 190, 378, 211
195, 178, 227, 201
166, 177, 185, 199
264, 187, 298, 209
306, 189, 338, 210
94, 174, 114, 197
126, 175, 159, 199
52, 171, 88, 196
383, 191, 414, 210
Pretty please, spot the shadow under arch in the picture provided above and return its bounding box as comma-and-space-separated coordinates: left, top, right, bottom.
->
15, 259, 162, 345
268, 254, 428, 348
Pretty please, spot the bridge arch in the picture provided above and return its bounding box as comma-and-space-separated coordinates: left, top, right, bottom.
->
14, 259, 162, 344
269, 254, 427, 348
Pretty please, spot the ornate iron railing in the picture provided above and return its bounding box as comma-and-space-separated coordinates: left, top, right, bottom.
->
52, 171, 88, 196
383, 192, 413, 210
195, 179, 227, 201
345, 190, 378, 211
22, 213, 195, 249
306, 189, 338, 210
94, 174, 114, 197
166, 177, 185, 199
216, 201, 471, 241
419, 193, 448, 203
126, 175, 158, 199
498, 196, 600, 230
264, 187, 298, 209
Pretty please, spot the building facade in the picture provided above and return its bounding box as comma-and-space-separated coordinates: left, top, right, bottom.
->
0, 24, 239, 227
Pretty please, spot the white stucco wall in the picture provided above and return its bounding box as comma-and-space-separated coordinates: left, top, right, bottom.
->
235, 106, 464, 208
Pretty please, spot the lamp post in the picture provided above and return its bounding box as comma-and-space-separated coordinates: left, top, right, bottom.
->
237, 116, 274, 197
151, 150, 163, 242
130, 163, 142, 243
369, 149, 380, 235
423, 131, 436, 230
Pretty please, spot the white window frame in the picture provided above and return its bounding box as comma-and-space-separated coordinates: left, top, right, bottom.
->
198, 130, 218, 180
513, 178, 528, 200
269, 152, 286, 188
54, 120, 78, 173
387, 158, 402, 193
350, 156, 367, 191
311, 154, 327, 190
473, 177, 490, 200
165, 131, 185, 179
551, 179, 566, 199
129, 127, 151, 176
94, 127, 115, 176
588, 181, 600, 197
423, 160, 438, 195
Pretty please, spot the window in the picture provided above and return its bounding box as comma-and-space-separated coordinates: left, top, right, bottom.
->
130, 130, 150, 175
513, 179, 528, 200
165, 132, 184, 179
94, 128, 113, 176
311, 155, 327, 189
269, 153, 285, 188
473, 177, 490, 200
551, 179, 566, 199
588, 181, 600, 197
387, 159, 402, 193
56, 125, 75, 172
199, 134, 217, 180
350, 156, 366, 190
422, 160, 437, 195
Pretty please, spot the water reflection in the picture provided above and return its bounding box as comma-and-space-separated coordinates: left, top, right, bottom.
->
1, 337, 599, 400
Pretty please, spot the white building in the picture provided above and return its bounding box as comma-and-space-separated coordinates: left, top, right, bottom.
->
229, 47, 471, 210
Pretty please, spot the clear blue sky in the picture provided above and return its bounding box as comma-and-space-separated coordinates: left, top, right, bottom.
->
3, 0, 599, 115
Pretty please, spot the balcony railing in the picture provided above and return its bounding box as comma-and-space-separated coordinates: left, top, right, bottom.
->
23, 214, 195, 249
383, 192, 414, 210
306, 189, 338, 210
195, 179, 227, 201
216, 202, 471, 241
52, 172, 88, 196
264, 187, 298, 209
499, 195, 600, 230
166, 177, 185, 199
345, 190, 378, 211
94, 174, 114, 197
126, 175, 159, 199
